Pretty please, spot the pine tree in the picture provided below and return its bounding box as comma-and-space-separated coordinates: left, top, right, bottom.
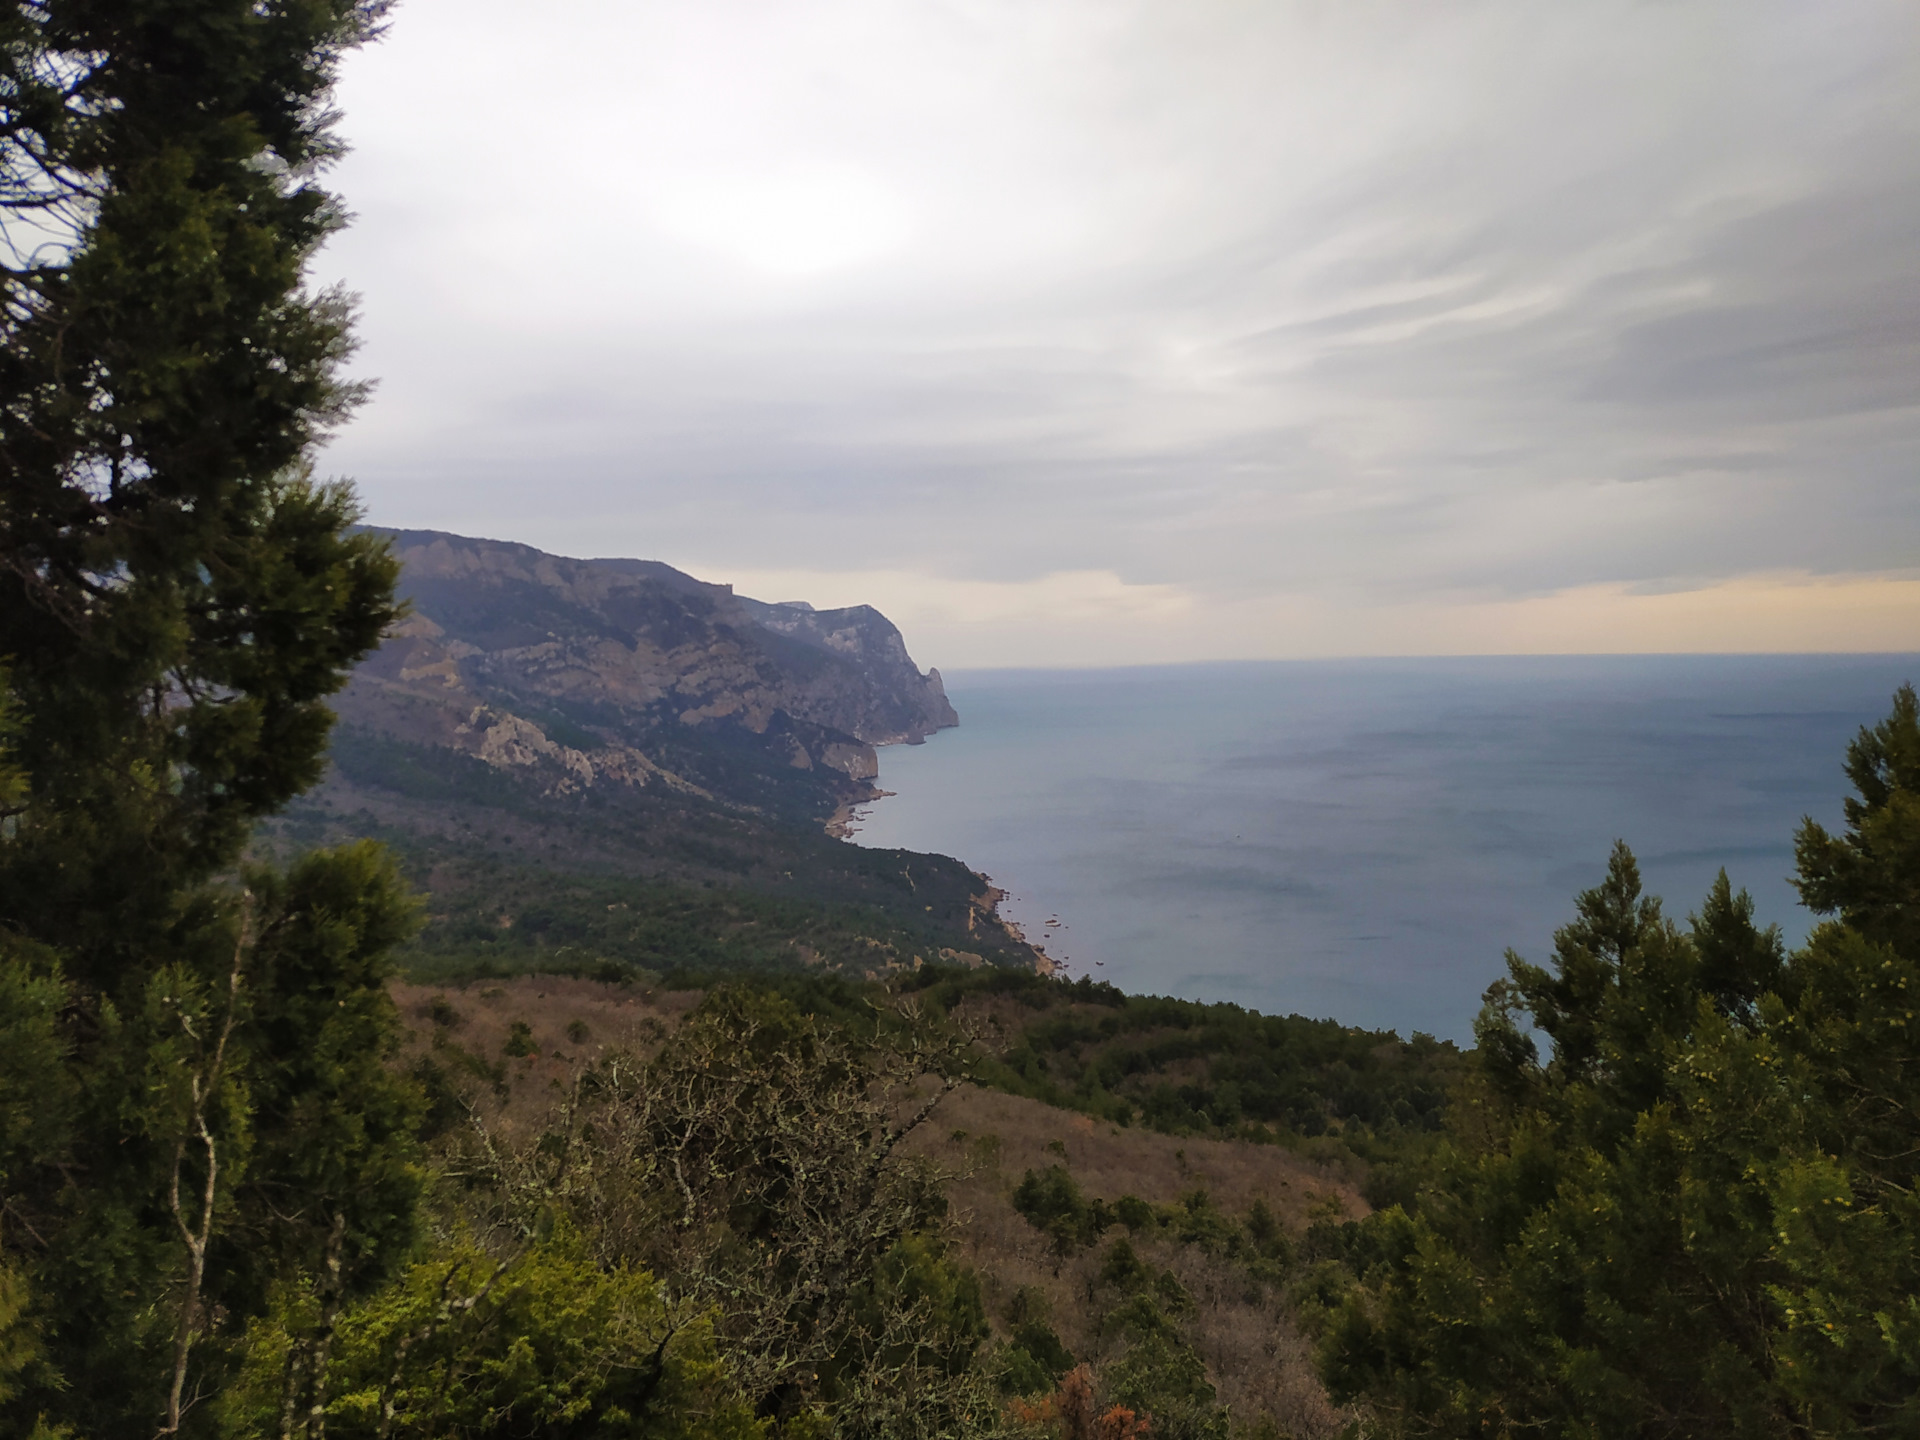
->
1319, 687, 1920, 1437
0, 4, 422, 1434
0, 0, 400, 964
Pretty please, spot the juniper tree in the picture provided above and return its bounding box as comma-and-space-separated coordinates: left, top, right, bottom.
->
0, 0, 399, 960
0, 3, 422, 1434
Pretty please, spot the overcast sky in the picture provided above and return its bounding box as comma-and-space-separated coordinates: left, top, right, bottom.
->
314, 0, 1920, 667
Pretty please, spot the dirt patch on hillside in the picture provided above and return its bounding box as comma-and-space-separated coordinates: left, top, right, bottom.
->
905, 1084, 1365, 1223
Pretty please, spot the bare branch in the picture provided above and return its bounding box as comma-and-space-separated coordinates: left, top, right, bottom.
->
159, 896, 251, 1437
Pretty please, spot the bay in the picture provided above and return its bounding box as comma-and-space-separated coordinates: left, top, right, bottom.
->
848, 654, 1920, 1041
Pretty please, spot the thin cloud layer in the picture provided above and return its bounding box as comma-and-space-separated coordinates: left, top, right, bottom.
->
314, 0, 1920, 662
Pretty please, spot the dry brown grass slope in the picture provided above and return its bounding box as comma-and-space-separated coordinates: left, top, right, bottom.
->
904, 1086, 1360, 1438
390, 977, 1357, 1437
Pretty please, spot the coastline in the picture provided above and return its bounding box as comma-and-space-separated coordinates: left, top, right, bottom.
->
825, 786, 894, 840
841, 714, 1053, 976
834, 785, 1053, 975
983, 885, 1056, 975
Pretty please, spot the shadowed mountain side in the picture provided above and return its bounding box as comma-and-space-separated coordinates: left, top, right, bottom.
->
277, 528, 1018, 979
332, 527, 955, 829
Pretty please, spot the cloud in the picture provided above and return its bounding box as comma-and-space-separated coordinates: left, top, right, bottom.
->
312, 0, 1920, 665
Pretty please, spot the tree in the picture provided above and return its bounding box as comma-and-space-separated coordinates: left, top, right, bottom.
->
454, 988, 1000, 1438
0, 0, 399, 970
222, 1222, 765, 1440
1794, 682, 1920, 957
1318, 688, 1920, 1437
0, 3, 420, 1434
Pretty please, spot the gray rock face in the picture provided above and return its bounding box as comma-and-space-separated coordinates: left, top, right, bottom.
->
333, 528, 956, 825
735, 594, 958, 745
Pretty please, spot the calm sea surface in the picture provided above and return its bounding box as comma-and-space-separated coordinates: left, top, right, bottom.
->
849, 655, 1919, 1041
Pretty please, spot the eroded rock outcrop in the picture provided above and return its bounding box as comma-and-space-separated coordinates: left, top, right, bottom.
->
332, 528, 955, 823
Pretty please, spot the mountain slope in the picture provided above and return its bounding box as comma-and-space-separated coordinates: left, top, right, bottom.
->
276, 528, 1029, 977
332, 528, 956, 828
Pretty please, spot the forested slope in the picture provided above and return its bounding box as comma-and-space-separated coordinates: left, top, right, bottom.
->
266, 526, 1035, 980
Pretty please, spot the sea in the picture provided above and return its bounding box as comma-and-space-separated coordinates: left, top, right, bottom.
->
847, 654, 1920, 1043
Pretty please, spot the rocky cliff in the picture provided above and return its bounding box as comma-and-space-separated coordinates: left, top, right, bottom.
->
331, 529, 957, 828
282, 529, 1037, 978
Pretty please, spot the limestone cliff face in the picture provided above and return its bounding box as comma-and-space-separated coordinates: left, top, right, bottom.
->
333, 529, 956, 824
735, 596, 958, 746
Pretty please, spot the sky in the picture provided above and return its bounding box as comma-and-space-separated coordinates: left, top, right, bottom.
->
314, 0, 1920, 668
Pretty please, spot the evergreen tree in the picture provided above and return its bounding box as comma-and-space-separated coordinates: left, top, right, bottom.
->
1318, 687, 1920, 1437
0, 3, 422, 1434
0, 0, 399, 964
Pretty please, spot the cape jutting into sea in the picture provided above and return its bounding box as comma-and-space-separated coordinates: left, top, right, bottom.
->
849, 653, 1920, 1042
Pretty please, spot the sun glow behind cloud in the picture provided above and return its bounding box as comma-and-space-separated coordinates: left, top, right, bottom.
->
656, 164, 910, 276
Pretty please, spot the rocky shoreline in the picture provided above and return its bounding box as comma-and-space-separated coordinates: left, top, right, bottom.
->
981, 884, 1057, 975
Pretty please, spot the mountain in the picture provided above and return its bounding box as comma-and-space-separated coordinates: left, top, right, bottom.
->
276, 528, 1031, 979
330, 528, 957, 829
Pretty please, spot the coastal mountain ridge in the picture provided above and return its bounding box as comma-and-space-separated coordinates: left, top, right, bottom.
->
283, 527, 1036, 979
334, 527, 957, 825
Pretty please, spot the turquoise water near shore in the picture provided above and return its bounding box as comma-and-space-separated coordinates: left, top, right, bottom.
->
849, 654, 1919, 1041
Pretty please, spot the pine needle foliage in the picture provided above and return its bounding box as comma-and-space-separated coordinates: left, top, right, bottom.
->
0, 4, 420, 1434
1319, 686, 1920, 1438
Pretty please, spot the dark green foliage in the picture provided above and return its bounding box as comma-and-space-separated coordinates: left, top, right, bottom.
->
223, 1224, 762, 1439
850, 1234, 991, 1386
390, 850, 1015, 984
1097, 1285, 1223, 1440
1170, 1188, 1243, 1258
0, 4, 433, 1431
1319, 687, 1920, 1438
1012, 1165, 1114, 1256
328, 725, 527, 809
1794, 682, 1920, 956
1112, 1195, 1157, 1233
1245, 1197, 1283, 1253
1007, 1196, 1237, 1435
1691, 868, 1785, 1022
1104, 1331, 1221, 1440
272, 772, 1037, 982
0, 837, 427, 1436
904, 964, 1462, 1167
1097, 1239, 1154, 1294
999, 1287, 1076, 1395
998, 1343, 1062, 1400
2, 0, 403, 970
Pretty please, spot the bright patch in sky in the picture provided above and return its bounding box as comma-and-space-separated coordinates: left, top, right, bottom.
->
657, 165, 909, 276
